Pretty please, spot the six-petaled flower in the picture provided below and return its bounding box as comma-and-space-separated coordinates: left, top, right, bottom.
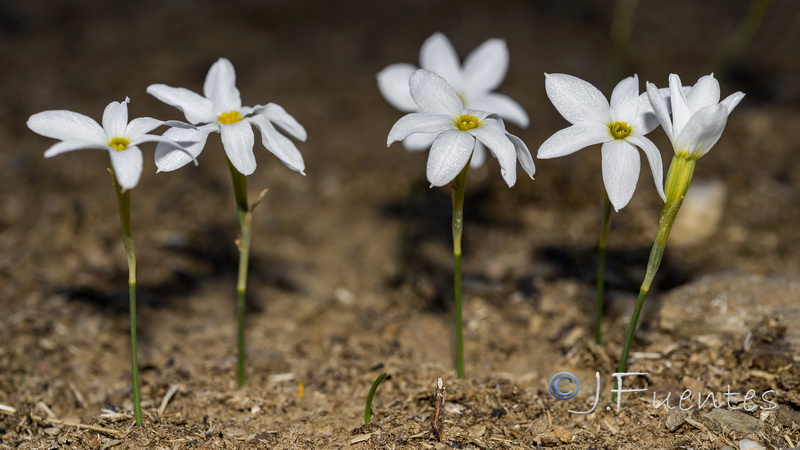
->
27, 97, 187, 190
387, 69, 535, 187
537, 73, 665, 211
378, 33, 529, 169
147, 57, 306, 176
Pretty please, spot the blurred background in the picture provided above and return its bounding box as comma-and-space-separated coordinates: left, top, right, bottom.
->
2, 0, 798, 302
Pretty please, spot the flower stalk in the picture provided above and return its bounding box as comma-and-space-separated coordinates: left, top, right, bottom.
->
451, 163, 469, 379
111, 170, 143, 426
594, 194, 613, 345
616, 154, 694, 373
227, 159, 251, 388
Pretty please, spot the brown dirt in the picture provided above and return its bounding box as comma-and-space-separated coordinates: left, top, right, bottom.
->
1, 1, 799, 448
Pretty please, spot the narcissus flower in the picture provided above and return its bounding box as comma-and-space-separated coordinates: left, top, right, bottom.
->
387, 69, 534, 187
27, 97, 186, 190
378, 32, 528, 168
538, 73, 666, 211
646, 73, 744, 159
147, 58, 306, 176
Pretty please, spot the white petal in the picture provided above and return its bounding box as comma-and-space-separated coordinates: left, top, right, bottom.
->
377, 63, 418, 112
420, 33, 462, 88
537, 123, 609, 159
126, 117, 164, 139
427, 130, 474, 187
627, 134, 665, 201
720, 91, 745, 115
674, 105, 728, 158
248, 115, 305, 174
468, 93, 529, 127
387, 113, 453, 146
220, 120, 256, 175
409, 69, 463, 116
109, 146, 143, 190
634, 91, 661, 134
261, 103, 307, 141
204, 58, 242, 112
470, 141, 486, 168
601, 140, 640, 211
609, 75, 639, 122
147, 84, 216, 124
462, 38, 508, 95
646, 81, 674, 143
155, 125, 214, 172
470, 120, 516, 187
102, 98, 130, 138
545, 73, 611, 125
43, 140, 109, 157
669, 74, 692, 141
131, 133, 197, 167
27, 110, 106, 143
685, 74, 720, 112
507, 133, 535, 179
401, 132, 437, 151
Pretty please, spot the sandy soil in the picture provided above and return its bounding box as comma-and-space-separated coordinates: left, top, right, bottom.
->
1, 0, 799, 448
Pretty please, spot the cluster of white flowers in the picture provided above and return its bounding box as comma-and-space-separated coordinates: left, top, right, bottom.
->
27, 58, 307, 190
380, 33, 744, 209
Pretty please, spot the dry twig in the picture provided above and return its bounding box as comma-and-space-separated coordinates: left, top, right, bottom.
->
431, 377, 446, 442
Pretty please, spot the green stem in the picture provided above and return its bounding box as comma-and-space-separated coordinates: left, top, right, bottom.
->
451, 164, 469, 379
594, 195, 613, 345
111, 172, 142, 426
364, 372, 388, 425
227, 160, 250, 388
616, 156, 695, 375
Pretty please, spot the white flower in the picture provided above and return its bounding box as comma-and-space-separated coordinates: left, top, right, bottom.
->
537, 73, 665, 211
647, 73, 744, 159
147, 57, 306, 176
387, 69, 535, 187
27, 97, 186, 190
378, 32, 528, 168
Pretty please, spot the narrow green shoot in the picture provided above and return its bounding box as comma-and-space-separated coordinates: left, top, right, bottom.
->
364, 372, 388, 425
111, 169, 142, 426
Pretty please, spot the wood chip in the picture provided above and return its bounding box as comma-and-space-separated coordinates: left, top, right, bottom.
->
349, 433, 372, 444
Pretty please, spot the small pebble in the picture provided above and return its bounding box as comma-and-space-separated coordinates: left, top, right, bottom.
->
670, 179, 726, 246
738, 439, 766, 450
664, 408, 686, 432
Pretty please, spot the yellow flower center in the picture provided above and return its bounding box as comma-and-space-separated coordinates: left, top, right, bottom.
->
218, 111, 243, 125
608, 121, 632, 140
108, 137, 130, 151
455, 114, 480, 132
